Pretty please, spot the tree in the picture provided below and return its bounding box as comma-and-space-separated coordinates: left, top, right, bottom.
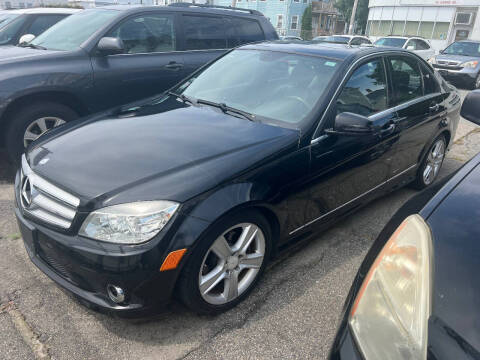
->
335, 0, 369, 34
301, 5, 313, 40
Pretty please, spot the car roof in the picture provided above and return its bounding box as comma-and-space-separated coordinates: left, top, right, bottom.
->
7, 7, 81, 14
242, 41, 402, 61
96, 4, 265, 18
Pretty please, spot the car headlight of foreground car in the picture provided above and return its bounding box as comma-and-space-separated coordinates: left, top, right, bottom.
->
349, 214, 432, 359
79, 201, 179, 244
460, 60, 478, 68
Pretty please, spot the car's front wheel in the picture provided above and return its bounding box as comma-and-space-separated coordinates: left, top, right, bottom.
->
178, 210, 271, 314
412, 135, 446, 189
5, 101, 78, 164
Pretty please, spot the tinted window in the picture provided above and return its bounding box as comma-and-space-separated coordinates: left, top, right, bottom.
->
415, 39, 430, 50
183, 15, 227, 50
405, 40, 416, 50
389, 57, 423, 105
108, 14, 175, 54
227, 18, 263, 47
336, 59, 388, 117
350, 37, 362, 45
27, 15, 67, 36
444, 41, 480, 57
420, 63, 440, 94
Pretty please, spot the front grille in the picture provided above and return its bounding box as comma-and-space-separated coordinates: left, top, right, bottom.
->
434, 60, 463, 71
20, 155, 79, 229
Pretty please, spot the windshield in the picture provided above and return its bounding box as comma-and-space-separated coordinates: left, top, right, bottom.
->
322, 36, 350, 44
443, 41, 480, 57
31, 9, 118, 51
374, 37, 407, 48
0, 15, 26, 45
0, 13, 19, 28
179, 49, 340, 126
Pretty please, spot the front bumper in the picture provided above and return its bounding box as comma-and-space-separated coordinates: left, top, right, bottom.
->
14, 200, 182, 315
434, 67, 478, 87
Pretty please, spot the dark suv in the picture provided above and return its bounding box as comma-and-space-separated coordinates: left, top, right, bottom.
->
0, 4, 277, 162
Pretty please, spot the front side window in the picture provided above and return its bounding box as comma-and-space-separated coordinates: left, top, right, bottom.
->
183, 15, 227, 50
336, 59, 387, 117
107, 14, 175, 54
405, 40, 417, 50
27, 15, 67, 36
389, 56, 423, 105
350, 37, 362, 46
31, 9, 118, 51
178, 49, 340, 126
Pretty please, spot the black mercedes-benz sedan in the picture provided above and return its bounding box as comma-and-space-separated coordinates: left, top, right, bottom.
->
329, 91, 480, 360
14, 42, 461, 315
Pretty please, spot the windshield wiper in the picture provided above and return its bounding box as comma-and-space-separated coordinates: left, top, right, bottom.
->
168, 91, 195, 105
196, 99, 255, 122
18, 43, 47, 50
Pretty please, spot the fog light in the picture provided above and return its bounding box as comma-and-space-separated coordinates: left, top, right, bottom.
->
107, 284, 125, 304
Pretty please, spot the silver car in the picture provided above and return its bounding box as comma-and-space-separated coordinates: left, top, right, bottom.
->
429, 40, 480, 90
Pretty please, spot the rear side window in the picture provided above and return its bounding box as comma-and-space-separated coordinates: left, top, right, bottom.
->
350, 37, 362, 46
336, 58, 388, 117
416, 39, 430, 50
27, 15, 67, 36
183, 15, 227, 50
388, 56, 423, 105
227, 17, 264, 47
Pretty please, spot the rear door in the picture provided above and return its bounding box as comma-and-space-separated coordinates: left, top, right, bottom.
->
385, 55, 445, 177
90, 11, 184, 109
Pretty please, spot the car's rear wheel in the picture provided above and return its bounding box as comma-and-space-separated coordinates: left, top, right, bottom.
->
412, 135, 446, 189
474, 73, 480, 89
5, 101, 78, 164
178, 210, 271, 314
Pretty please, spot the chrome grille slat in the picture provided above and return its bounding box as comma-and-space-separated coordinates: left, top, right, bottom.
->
20, 155, 79, 229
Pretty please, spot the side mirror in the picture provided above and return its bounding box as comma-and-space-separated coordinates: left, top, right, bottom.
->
97, 37, 124, 55
18, 34, 35, 45
461, 90, 480, 125
330, 112, 374, 136
406, 45, 415, 51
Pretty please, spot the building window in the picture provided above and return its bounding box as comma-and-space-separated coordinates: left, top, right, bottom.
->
432, 22, 450, 40
378, 20, 391, 36
405, 21, 419, 36
391, 21, 405, 36
291, 15, 298, 30
368, 20, 380, 36
294, 0, 299, 3
277, 14, 283, 29
303, 0, 307, 3
418, 22, 434, 38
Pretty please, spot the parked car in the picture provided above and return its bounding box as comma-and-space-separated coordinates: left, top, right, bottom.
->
0, 4, 277, 163
429, 40, 480, 90
14, 42, 460, 315
329, 90, 479, 360
375, 36, 435, 60
0, 8, 79, 47
314, 35, 372, 46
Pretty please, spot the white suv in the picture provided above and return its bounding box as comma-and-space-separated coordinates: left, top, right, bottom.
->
375, 36, 435, 60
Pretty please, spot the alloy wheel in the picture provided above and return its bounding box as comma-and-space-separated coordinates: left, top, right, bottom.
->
199, 223, 266, 305
23, 117, 66, 148
476, 74, 480, 89
423, 139, 445, 185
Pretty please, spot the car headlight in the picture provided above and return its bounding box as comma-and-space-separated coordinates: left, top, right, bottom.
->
349, 214, 432, 360
79, 201, 179, 244
460, 60, 478, 68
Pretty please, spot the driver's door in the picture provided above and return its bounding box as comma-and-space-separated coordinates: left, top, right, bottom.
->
301, 57, 399, 230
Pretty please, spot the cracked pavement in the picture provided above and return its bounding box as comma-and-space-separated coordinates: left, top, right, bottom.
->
1, 90, 479, 360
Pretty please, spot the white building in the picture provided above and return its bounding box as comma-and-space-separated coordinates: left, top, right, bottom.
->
1, 0, 69, 8
366, 0, 480, 51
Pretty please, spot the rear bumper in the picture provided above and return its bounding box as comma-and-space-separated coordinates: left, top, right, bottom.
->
15, 204, 181, 316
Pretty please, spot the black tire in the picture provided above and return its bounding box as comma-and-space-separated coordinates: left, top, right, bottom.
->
177, 209, 272, 315
412, 135, 446, 190
5, 101, 78, 164
473, 73, 480, 90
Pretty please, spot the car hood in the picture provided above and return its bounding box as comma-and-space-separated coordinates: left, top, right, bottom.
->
27, 105, 299, 207
436, 54, 480, 64
0, 45, 60, 63
424, 161, 480, 356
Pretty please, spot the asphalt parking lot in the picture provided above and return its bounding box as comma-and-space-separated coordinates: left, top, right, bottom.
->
1, 90, 479, 360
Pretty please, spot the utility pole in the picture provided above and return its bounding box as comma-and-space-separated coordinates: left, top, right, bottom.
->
348, 0, 359, 35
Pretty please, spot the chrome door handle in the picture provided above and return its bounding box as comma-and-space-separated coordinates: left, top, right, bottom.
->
429, 104, 439, 112
380, 123, 395, 137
